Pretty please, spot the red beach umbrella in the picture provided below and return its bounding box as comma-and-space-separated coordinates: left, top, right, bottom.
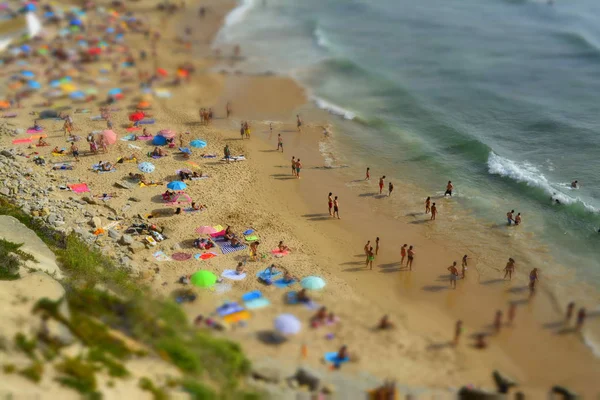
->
101, 130, 117, 145
128, 111, 145, 122
156, 68, 168, 77
88, 47, 102, 55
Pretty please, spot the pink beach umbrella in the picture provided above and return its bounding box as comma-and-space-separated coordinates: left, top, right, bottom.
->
195, 226, 217, 235
158, 129, 176, 139
101, 129, 117, 145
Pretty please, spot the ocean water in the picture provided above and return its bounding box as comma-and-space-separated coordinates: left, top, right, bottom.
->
216, 0, 600, 292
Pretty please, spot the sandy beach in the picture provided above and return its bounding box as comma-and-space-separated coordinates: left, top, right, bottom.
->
0, 0, 598, 397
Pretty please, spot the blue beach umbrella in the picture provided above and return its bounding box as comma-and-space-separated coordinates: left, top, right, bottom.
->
138, 162, 155, 173
21, 3, 36, 12
21, 70, 35, 79
106, 27, 115, 34
69, 90, 85, 100
167, 181, 187, 191
179, 147, 191, 155
190, 139, 207, 148
70, 18, 83, 27
274, 314, 301, 335
152, 135, 167, 146
107, 88, 122, 96
27, 80, 41, 90
301, 276, 326, 291
44, 11, 55, 18
50, 79, 61, 88
20, 44, 31, 53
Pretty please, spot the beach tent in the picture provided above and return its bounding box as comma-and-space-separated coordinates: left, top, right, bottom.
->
101, 130, 117, 145
167, 192, 192, 205
167, 181, 187, 191
152, 135, 167, 146
190, 270, 217, 288
274, 314, 301, 335
190, 139, 206, 148
138, 162, 155, 173
158, 129, 176, 139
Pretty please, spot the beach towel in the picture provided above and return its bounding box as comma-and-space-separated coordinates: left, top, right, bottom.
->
27, 128, 44, 134
128, 144, 142, 150
324, 352, 349, 365
53, 163, 73, 170
126, 127, 141, 132
137, 135, 153, 141
185, 161, 202, 170
183, 207, 203, 213
221, 270, 247, 281
90, 115, 104, 121
11, 138, 32, 144
256, 269, 282, 285
138, 119, 155, 125
75, 109, 91, 114
194, 252, 217, 261
139, 182, 159, 187
221, 155, 246, 162
153, 251, 171, 262
245, 235, 259, 242
223, 310, 250, 324
212, 283, 232, 294
29, 134, 47, 140
245, 298, 270, 310
215, 238, 247, 255
171, 252, 192, 261
202, 154, 217, 158
92, 164, 116, 173
190, 176, 209, 181
241, 291, 262, 302
2, 113, 17, 118
68, 183, 90, 193
210, 230, 226, 238
120, 134, 136, 141
274, 278, 297, 288
213, 225, 224, 232
155, 90, 172, 98
217, 302, 244, 317
52, 152, 66, 157
271, 249, 289, 257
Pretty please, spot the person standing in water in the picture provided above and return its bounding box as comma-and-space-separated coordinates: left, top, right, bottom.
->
425, 196, 431, 214
297, 114, 302, 132
333, 196, 340, 219
444, 181, 454, 197
528, 268, 539, 294
388, 181, 394, 197
514, 213, 522, 226
507, 210, 515, 225
400, 244, 407, 265
453, 320, 463, 346
565, 302, 575, 323
504, 258, 515, 280
576, 308, 586, 331
291, 156, 296, 177
461, 255, 468, 278
277, 134, 283, 152
448, 262, 459, 289
365, 167, 370, 181
328, 192, 333, 216
379, 176, 385, 194
430, 203, 437, 220
296, 159, 302, 179
407, 245, 415, 270
375, 237, 380, 255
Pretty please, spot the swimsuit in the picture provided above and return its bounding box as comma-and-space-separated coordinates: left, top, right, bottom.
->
445, 189, 452, 195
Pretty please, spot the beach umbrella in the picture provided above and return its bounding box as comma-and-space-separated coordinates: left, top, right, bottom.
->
69, 90, 85, 100
138, 162, 155, 173
137, 100, 151, 109
179, 147, 192, 155
20, 44, 31, 53
88, 47, 102, 55
101, 130, 117, 145
70, 18, 83, 27
301, 276, 326, 291
167, 181, 187, 191
190, 139, 207, 148
195, 226, 217, 235
158, 129, 175, 139
27, 80, 41, 90
106, 27, 115, 33
129, 111, 145, 122
60, 83, 77, 93
156, 68, 168, 77
21, 70, 35, 79
190, 270, 217, 288
22, 3, 36, 12
152, 135, 167, 146
274, 314, 301, 335
108, 88, 122, 96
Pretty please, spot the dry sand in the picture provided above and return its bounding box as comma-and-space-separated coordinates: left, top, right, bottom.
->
0, 0, 598, 397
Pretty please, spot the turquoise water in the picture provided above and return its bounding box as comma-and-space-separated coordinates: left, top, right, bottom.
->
217, 0, 600, 286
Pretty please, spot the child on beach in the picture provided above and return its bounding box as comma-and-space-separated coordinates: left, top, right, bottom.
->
365, 167, 370, 180
375, 237, 380, 255
504, 258, 515, 280
379, 176, 385, 194
277, 134, 283, 152
453, 320, 463, 346
400, 244, 407, 265
297, 114, 302, 132
425, 197, 431, 214
388, 182, 394, 196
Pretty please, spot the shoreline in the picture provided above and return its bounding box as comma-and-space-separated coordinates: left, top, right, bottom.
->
0, 0, 597, 397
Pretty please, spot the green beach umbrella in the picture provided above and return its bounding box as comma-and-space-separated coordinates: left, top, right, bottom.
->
301, 276, 326, 290
190, 270, 217, 288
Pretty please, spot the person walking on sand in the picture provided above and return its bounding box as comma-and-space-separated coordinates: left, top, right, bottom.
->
444, 181, 453, 197
407, 245, 415, 270
295, 159, 302, 179
70, 142, 79, 161
503, 258, 515, 280
226, 101, 232, 118
494, 310, 503, 333
375, 237, 380, 255
291, 156, 296, 176
400, 244, 407, 266
461, 255, 468, 278
328, 192, 334, 216
425, 196, 431, 214
453, 320, 463, 346
333, 196, 340, 219
514, 213, 522, 226
388, 181, 394, 196
297, 114, 302, 132
366, 246, 375, 270
565, 302, 575, 323
529, 268, 539, 294
379, 176, 385, 194
277, 134, 283, 152
224, 144, 231, 163
576, 308, 586, 331
508, 303, 517, 325
448, 262, 459, 289
240, 122, 245, 140
244, 121, 251, 138
507, 210, 515, 225
430, 203, 437, 220
365, 167, 370, 181
364, 240, 371, 255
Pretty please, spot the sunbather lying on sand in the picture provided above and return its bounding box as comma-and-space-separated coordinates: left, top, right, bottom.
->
52, 146, 65, 154
52, 164, 73, 170
97, 161, 115, 171
37, 137, 49, 146
235, 262, 246, 275
311, 307, 328, 326
191, 202, 206, 211
151, 147, 167, 157
278, 241, 291, 252
377, 315, 394, 330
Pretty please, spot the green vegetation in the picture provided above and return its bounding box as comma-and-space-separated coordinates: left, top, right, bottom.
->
14, 333, 37, 360
0, 194, 258, 398
139, 377, 169, 400
0, 238, 35, 280
18, 361, 44, 383
3, 364, 16, 374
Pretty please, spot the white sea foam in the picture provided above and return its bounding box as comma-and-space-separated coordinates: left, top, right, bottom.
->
26, 12, 42, 38
0, 36, 11, 52
314, 26, 329, 49
487, 152, 598, 212
223, 0, 255, 29
312, 96, 356, 120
